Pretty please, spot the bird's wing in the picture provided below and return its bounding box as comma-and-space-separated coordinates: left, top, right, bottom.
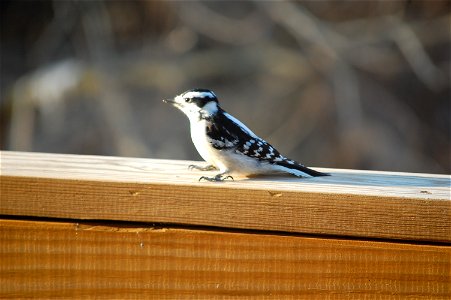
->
205, 110, 285, 162
205, 111, 246, 150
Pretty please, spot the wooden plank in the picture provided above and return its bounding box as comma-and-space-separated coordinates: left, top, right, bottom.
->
1, 219, 450, 299
1, 151, 450, 242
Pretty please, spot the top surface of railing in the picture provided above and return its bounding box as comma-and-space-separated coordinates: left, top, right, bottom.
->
1, 151, 450, 242
1, 151, 449, 200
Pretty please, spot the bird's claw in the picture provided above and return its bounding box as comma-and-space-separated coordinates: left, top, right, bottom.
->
199, 174, 234, 182
189, 164, 217, 171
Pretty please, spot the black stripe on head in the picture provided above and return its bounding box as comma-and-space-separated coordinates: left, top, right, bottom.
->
182, 89, 218, 108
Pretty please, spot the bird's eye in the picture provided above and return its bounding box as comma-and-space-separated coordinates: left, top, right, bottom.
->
185, 98, 192, 103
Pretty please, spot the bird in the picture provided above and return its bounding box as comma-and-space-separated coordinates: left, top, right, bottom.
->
163, 88, 329, 181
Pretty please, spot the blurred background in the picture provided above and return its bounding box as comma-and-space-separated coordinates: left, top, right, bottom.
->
1, 0, 449, 174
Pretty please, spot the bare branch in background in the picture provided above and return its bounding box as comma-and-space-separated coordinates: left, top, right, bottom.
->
259, 1, 364, 135
389, 16, 447, 91
29, 1, 78, 65
79, 0, 150, 157
177, 1, 270, 45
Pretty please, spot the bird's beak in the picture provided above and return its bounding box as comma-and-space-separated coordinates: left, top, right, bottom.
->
162, 99, 175, 104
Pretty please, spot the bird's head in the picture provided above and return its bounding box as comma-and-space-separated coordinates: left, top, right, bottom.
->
163, 89, 219, 120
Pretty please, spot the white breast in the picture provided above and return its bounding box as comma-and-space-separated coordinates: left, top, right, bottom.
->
189, 118, 234, 173
190, 118, 212, 163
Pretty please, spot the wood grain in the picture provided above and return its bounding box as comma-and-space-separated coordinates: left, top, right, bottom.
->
1, 151, 450, 242
1, 219, 450, 299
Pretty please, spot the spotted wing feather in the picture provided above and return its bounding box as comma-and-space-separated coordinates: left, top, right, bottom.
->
205, 109, 329, 177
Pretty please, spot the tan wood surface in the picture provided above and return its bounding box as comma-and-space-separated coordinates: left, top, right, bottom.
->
1, 219, 450, 299
1, 151, 450, 242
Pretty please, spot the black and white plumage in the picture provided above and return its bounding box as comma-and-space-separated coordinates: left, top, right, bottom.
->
163, 88, 329, 181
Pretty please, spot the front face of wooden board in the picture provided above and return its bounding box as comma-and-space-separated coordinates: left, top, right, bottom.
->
2, 176, 450, 243
1, 219, 450, 299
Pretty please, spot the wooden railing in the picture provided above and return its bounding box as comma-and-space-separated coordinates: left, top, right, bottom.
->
1, 151, 450, 298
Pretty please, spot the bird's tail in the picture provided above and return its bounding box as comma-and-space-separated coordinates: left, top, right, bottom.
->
276, 161, 330, 177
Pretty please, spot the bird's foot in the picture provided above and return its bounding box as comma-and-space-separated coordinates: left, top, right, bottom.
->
199, 174, 234, 182
188, 164, 218, 171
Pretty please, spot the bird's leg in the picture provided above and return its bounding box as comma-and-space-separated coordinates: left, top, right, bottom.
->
188, 164, 218, 171
199, 172, 234, 182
